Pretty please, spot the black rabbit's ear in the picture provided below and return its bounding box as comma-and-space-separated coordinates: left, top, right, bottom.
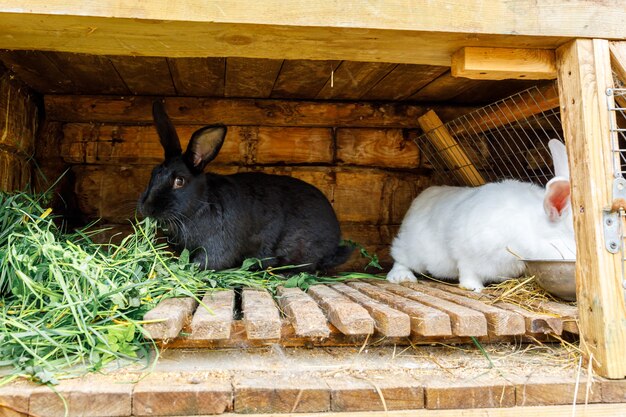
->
184, 125, 227, 172
152, 100, 182, 159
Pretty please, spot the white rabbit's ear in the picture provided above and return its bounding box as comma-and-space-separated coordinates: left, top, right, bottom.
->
548, 139, 569, 179
544, 178, 571, 222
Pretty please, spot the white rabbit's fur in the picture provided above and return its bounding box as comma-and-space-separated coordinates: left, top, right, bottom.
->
388, 140, 575, 291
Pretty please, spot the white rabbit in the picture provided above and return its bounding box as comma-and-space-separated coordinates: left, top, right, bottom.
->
387, 139, 575, 292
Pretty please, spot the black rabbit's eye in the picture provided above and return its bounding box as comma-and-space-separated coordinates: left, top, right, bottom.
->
173, 176, 185, 189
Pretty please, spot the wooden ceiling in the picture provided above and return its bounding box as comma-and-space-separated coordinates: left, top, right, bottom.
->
0, 50, 542, 105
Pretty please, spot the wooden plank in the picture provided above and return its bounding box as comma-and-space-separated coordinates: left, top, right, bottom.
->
276, 286, 330, 338
609, 41, 626, 86
609, 41, 626, 109
600, 378, 626, 403
234, 376, 330, 413
60, 123, 240, 165
242, 289, 282, 340
336, 128, 419, 169
346, 281, 452, 337
417, 110, 486, 186
161, 318, 557, 349
528, 300, 578, 334
307, 285, 374, 336
225, 58, 283, 98
1, 2, 623, 64
32, 121, 66, 198
425, 379, 515, 409
0, 386, 31, 417
133, 377, 232, 415
143, 297, 199, 340
330, 283, 411, 337
145, 404, 626, 416
333, 170, 385, 223
44, 95, 471, 127
450, 78, 545, 105
189, 290, 234, 340
254, 127, 333, 164
0, 151, 30, 192
43, 52, 129, 95
29, 383, 133, 417
0, 50, 75, 93
376, 282, 488, 337
409, 71, 482, 102
271, 59, 339, 99
483, 301, 562, 335
404, 283, 525, 336
108, 56, 175, 96
167, 57, 226, 97
59, 124, 332, 165
316, 61, 396, 100
451, 47, 557, 80
327, 376, 424, 412
378, 171, 430, 225
516, 375, 603, 406
0, 69, 38, 156
556, 39, 626, 379
362, 64, 449, 101
424, 281, 564, 335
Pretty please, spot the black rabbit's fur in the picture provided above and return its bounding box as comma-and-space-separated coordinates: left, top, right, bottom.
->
139, 101, 352, 272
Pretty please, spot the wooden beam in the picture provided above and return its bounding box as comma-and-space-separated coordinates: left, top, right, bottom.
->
556, 39, 626, 379
451, 47, 557, 80
447, 82, 560, 137
609, 41, 626, 109
200, 403, 626, 416
1, 1, 626, 64
610, 42, 626, 83
417, 110, 486, 186
43, 95, 473, 128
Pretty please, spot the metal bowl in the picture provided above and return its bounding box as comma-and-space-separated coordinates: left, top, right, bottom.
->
524, 259, 576, 301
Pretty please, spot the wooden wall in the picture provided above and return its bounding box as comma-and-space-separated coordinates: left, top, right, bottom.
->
40, 96, 437, 271
0, 66, 38, 191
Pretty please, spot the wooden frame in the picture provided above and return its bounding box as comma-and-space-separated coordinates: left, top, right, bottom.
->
0, 1, 625, 65
555, 39, 626, 379
1, 1, 625, 380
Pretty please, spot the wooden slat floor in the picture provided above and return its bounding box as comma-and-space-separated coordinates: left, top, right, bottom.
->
142, 280, 579, 348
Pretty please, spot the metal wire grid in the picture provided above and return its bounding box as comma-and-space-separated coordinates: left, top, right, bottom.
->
606, 86, 626, 296
416, 84, 563, 187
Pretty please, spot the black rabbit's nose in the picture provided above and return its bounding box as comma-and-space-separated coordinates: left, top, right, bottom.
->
138, 194, 152, 216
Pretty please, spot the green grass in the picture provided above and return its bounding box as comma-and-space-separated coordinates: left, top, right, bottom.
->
0, 191, 383, 383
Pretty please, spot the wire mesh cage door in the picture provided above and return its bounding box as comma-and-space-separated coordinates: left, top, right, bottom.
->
415, 83, 564, 188
606, 86, 626, 304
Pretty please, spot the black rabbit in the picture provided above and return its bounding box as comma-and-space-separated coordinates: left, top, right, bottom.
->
139, 101, 353, 272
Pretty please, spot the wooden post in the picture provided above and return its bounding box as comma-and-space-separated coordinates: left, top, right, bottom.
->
556, 39, 626, 379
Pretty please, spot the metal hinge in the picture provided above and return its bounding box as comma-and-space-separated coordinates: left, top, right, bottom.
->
603, 177, 626, 254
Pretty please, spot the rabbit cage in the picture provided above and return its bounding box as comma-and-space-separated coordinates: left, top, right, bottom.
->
0, 2, 625, 415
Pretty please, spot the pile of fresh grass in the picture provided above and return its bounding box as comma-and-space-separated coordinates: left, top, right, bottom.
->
0, 192, 379, 383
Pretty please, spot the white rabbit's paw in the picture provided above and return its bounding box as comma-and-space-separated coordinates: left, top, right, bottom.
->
459, 278, 484, 293
386, 264, 417, 283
